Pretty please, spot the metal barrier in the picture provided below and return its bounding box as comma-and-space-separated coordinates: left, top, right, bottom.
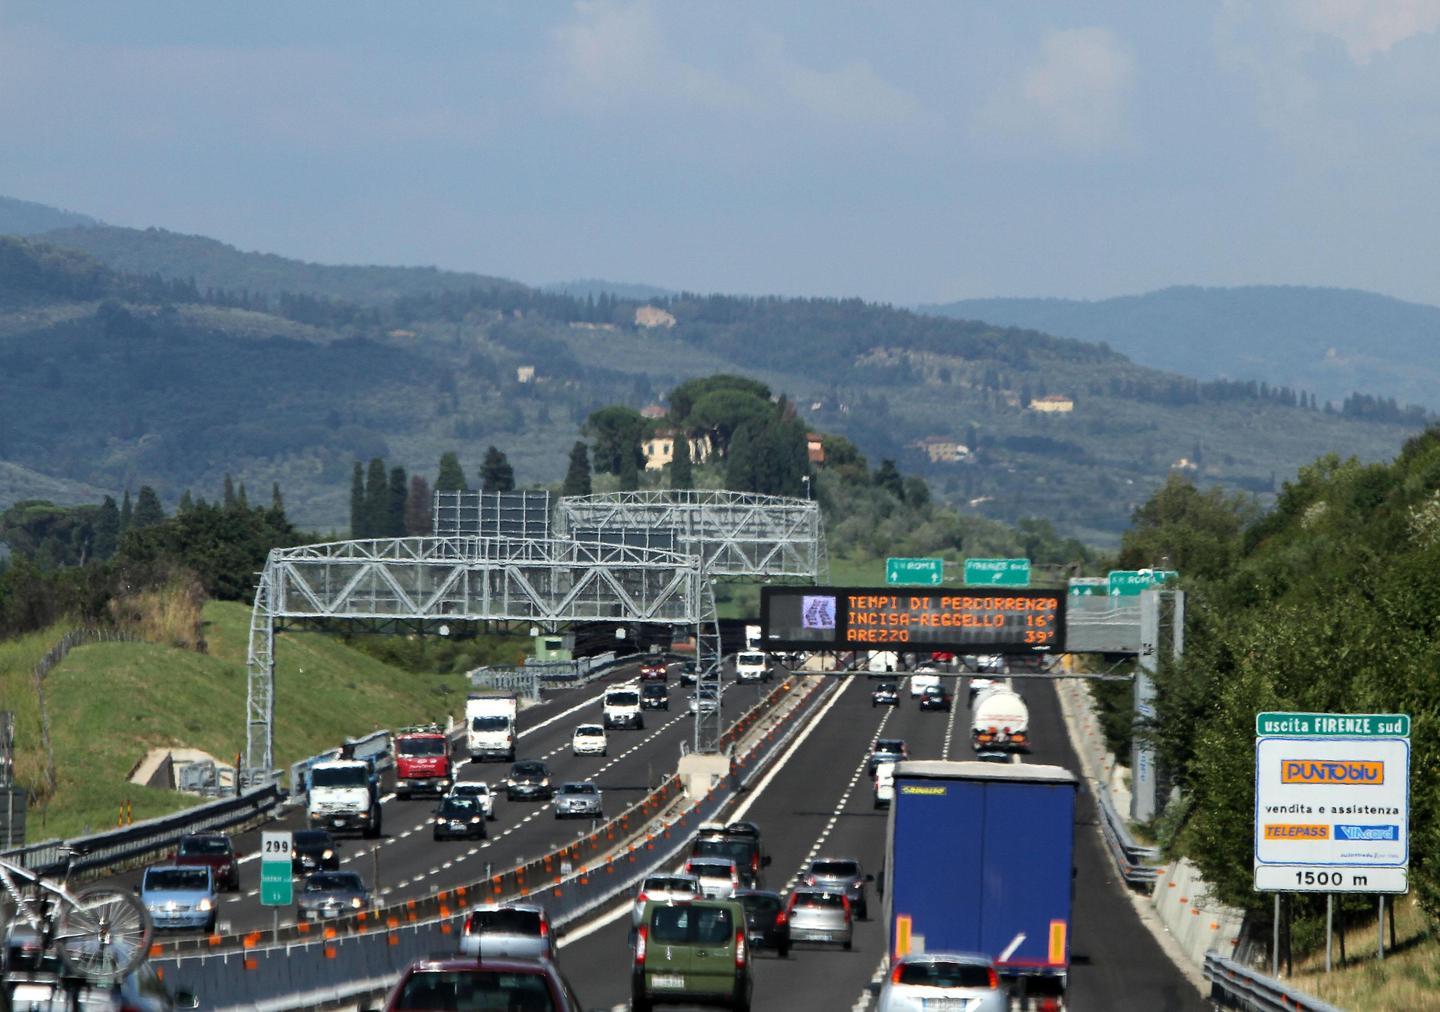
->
1096, 782, 1161, 887
1204, 952, 1342, 1012
0, 785, 281, 876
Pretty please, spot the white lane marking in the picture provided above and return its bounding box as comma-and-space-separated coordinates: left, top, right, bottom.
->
942, 687, 962, 760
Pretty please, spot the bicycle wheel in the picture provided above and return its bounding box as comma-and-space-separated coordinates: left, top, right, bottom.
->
54, 886, 153, 980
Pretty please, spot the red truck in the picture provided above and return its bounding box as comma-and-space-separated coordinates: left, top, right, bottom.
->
395, 724, 453, 799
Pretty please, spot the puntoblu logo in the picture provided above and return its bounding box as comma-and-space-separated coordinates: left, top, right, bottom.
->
1281, 760, 1384, 785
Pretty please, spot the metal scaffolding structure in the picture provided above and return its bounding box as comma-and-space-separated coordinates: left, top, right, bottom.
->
244, 536, 712, 781
557, 490, 826, 751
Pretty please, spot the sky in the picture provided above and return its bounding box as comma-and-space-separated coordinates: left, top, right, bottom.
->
3, 1, 1440, 306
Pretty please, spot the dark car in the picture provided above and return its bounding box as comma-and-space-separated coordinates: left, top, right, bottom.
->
869, 738, 908, 773
367, 955, 590, 1012
433, 795, 488, 840
678, 661, 699, 686
733, 889, 790, 958
504, 760, 554, 801
297, 870, 373, 921
871, 682, 900, 707
691, 826, 769, 886
639, 659, 668, 681
173, 833, 240, 892
291, 829, 340, 874
641, 682, 669, 710
920, 684, 952, 712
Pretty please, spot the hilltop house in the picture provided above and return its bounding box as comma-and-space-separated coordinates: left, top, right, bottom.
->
642, 429, 713, 471
1028, 394, 1075, 413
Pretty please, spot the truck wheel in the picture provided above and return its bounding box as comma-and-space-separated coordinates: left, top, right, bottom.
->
843, 938, 852, 951
778, 943, 790, 959
857, 902, 868, 920
631, 993, 653, 1012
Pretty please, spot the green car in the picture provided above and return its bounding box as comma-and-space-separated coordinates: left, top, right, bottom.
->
632, 897, 752, 1012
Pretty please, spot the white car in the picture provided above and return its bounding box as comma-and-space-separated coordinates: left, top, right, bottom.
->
571, 723, 608, 757
446, 781, 495, 820
630, 873, 701, 926
876, 953, 1008, 1012
872, 762, 896, 810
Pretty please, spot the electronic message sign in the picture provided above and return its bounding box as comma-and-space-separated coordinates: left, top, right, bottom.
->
760, 586, 1064, 654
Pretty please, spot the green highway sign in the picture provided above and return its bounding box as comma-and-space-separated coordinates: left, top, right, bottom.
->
964, 558, 1031, 587
1256, 712, 1410, 738
260, 831, 293, 906
1107, 569, 1178, 596
886, 557, 945, 586
1068, 578, 1107, 597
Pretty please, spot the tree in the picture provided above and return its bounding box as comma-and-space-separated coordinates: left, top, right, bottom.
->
119, 489, 132, 534
435, 451, 469, 492
1117, 473, 1255, 581
562, 442, 592, 497
902, 476, 931, 511
669, 374, 771, 426
270, 482, 285, 516
480, 446, 515, 493
94, 496, 120, 559
364, 458, 388, 540
222, 474, 236, 509
177, 490, 194, 514
670, 433, 693, 490
133, 486, 166, 529
387, 466, 408, 537
405, 475, 432, 536
873, 460, 905, 500
350, 462, 366, 538
617, 445, 640, 491
687, 388, 774, 458
584, 406, 646, 475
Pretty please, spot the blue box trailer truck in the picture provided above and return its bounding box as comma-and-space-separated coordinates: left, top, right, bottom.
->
884, 760, 1077, 997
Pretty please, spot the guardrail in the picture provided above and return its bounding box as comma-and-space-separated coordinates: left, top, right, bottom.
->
1096, 781, 1161, 887
1204, 952, 1342, 1012
0, 785, 282, 876
155, 674, 837, 1010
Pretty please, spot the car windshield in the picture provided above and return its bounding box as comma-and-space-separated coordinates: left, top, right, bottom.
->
643, 684, 665, 695
693, 838, 754, 863
467, 908, 543, 935
812, 860, 860, 877
394, 969, 555, 1011
688, 861, 734, 877
310, 765, 368, 788
294, 831, 331, 847
399, 738, 447, 756
897, 960, 995, 988
511, 763, 546, 777
650, 905, 733, 944
606, 691, 639, 706
875, 740, 905, 753
472, 716, 509, 731
454, 784, 489, 796
144, 868, 210, 891
442, 798, 479, 815
574, 727, 603, 737
737, 653, 765, 666
794, 891, 845, 908
306, 873, 363, 893
561, 784, 596, 795
178, 837, 230, 855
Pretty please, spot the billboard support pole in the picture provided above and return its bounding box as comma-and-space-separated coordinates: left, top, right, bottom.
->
1272, 894, 1280, 977
1325, 894, 1333, 973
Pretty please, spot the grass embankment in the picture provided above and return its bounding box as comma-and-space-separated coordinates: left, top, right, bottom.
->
0, 625, 73, 801
1290, 895, 1440, 1010
13, 601, 468, 841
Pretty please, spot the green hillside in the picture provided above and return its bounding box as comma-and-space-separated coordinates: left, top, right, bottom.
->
0, 195, 99, 236
9, 601, 469, 841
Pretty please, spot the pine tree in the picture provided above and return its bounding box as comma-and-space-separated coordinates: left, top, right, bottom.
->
562, 442, 592, 497
222, 474, 236, 508
178, 490, 194, 514
94, 495, 120, 559
480, 446, 515, 493
364, 458, 388, 539
133, 486, 166, 528
435, 451, 468, 492
119, 489, 133, 534
670, 433, 693, 490
271, 482, 284, 515
388, 466, 408, 538
405, 475, 433, 536
236, 483, 248, 509
350, 462, 366, 538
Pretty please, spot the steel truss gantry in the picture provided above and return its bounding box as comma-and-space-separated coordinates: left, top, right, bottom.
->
244, 536, 712, 781
557, 490, 826, 753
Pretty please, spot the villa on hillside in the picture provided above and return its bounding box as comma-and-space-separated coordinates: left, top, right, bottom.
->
1028, 394, 1075, 413
642, 429, 713, 471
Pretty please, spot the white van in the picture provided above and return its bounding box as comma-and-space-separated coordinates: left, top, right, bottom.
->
602, 686, 644, 730
872, 762, 896, 809
735, 651, 770, 684
908, 669, 942, 699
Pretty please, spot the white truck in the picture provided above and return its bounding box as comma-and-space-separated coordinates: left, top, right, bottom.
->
867, 651, 900, 676
466, 693, 519, 762
744, 624, 762, 650
971, 686, 1030, 753
602, 685, 644, 730
307, 758, 382, 838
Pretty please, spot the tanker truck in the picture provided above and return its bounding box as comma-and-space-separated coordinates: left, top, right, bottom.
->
971, 685, 1030, 753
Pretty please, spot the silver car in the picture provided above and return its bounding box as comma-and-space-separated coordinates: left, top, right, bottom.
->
876, 953, 1009, 1012
802, 856, 873, 919
630, 873, 701, 926
296, 871, 372, 921
553, 781, 603, 820
446, 781, 495, 819
785, 887, 852, 949
684, 856, 740, 898
458, 903, 556, 960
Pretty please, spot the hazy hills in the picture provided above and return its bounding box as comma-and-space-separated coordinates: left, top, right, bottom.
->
0, 197, 1423, 544
543, 279, 678, 301
0, 195, 99, 236
922, 286, 1440, 413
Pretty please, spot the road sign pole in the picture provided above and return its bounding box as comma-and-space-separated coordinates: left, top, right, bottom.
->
1378, 896, 1385, 960
1272, 895, 1280, 977
1325, 895, 1333, 973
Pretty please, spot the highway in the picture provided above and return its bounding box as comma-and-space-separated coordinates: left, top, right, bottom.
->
556, 672, 1209, 1012
98, 663, 775, 936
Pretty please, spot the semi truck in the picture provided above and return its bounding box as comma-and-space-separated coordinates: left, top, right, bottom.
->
394, 723, 453, 798
466, 694, 519, 762
971, 686, 1031, 753
885, 761, 1076, 1000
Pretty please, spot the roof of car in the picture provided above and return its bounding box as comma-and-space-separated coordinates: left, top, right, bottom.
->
469, 902, 547, 914
688, 856, 738, 868
574, 723, 604, 731
405, 954, 558, 974
894, 951, 996, 966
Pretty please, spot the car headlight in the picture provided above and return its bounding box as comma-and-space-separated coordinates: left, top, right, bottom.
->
541, 778, 550, 787
322, 849, 334, 860
198, 898, 213, 912
351, 897, 363, 909
470, 816, 482, 824
436, 817, 446, 824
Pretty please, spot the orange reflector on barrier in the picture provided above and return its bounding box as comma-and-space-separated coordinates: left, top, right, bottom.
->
150, 944, 164, 958
894, 915, 912, 959
244, 959, 258, 971
324, 946, 337, 959
1049, 920, 1067, 965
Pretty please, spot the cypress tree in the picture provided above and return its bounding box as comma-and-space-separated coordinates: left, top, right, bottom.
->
350, 462, 366, 537
178, 490, 194, 514
405, 475, 433, 535
388, 466, 408, 537
236, 483, 249, 509
562, 442, 592, 497
271, 482, 284, 515
133, 486, 166, 528
670, 433, 693, 490
480, 446, 515, 493
364, 458, 388, 539
222, 474, 236, 508
435, 451, 468, 492
94, 495, 120, 559
617, 445, 640, 491
119, 489, 133, 534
